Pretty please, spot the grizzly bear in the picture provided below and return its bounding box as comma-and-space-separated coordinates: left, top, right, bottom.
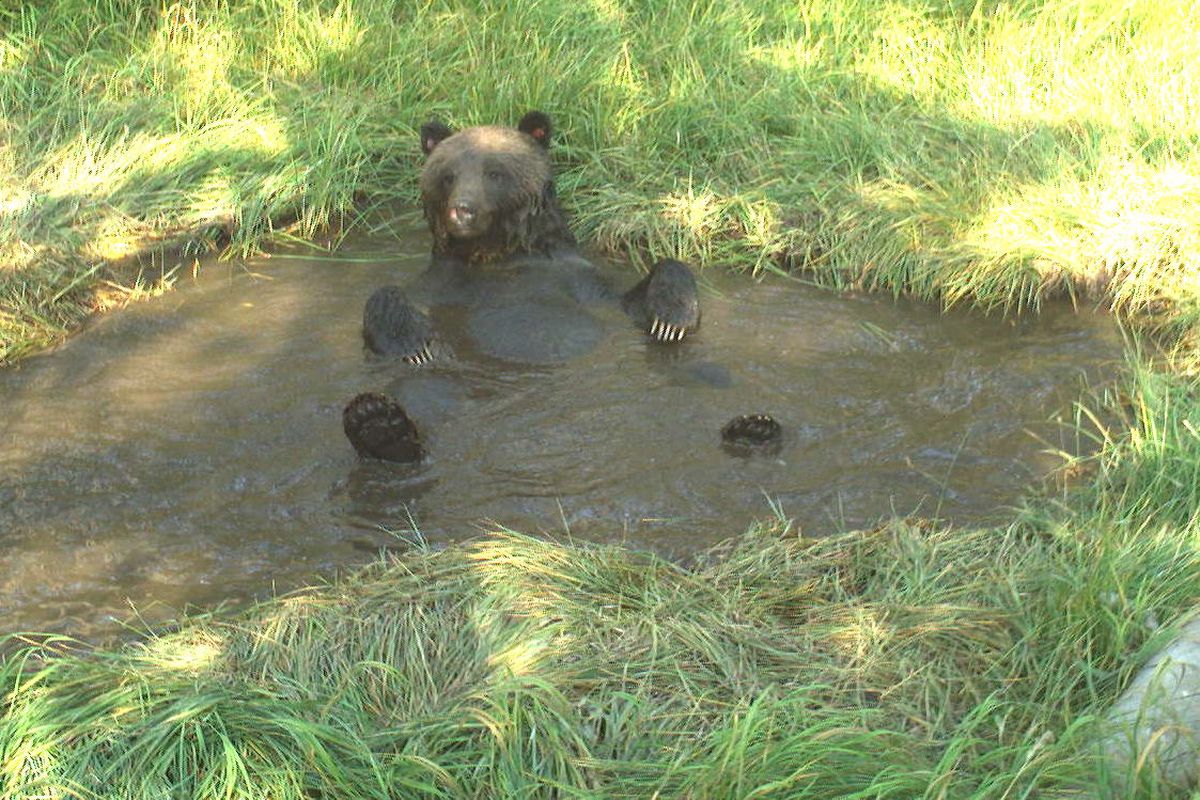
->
344, 111, 701, 462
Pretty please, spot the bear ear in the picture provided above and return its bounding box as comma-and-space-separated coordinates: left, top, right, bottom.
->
517, 111, 552, 149
420, 120, 454, 156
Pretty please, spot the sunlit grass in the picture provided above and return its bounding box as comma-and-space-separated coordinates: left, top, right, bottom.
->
2, 0, 1199, 361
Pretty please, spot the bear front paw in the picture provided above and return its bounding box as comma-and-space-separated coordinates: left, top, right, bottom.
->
363, 285, 436, 364
645, 259, 700, 342
342, 392, 425, 463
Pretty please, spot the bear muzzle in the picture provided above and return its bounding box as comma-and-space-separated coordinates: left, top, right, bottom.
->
445, 202, 487, 238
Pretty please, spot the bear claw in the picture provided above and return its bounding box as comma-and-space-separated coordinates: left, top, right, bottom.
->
624, 258, 701, 343
363, 285, 437, 363
404, 344, 434, 366
645, 259, 700, 342
651, 318, 688, 342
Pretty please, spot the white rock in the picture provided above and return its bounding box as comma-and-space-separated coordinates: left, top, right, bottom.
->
1100, 611, 1200, 794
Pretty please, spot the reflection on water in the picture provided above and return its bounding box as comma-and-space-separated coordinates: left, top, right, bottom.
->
0, 225, 1125, 640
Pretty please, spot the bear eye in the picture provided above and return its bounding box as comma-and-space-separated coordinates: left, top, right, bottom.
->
439, 172, 454, 188
485, 169, 505, 182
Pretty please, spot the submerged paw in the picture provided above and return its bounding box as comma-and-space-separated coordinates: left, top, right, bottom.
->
342, 392, 424, 463
363, 285, 437, 364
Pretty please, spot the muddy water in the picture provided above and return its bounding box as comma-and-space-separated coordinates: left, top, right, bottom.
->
0, 226, 1124, 639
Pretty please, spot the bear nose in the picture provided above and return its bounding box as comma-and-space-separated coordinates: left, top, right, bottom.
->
449, 203, 475, 223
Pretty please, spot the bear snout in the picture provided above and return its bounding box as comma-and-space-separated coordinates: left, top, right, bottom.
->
448, 203, 475, 225
445, 197, 491, 238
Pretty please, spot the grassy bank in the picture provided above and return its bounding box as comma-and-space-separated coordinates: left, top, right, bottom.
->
3, 0, 1200, 797
2, 365, 1199, 798
2, 0, 1199, 361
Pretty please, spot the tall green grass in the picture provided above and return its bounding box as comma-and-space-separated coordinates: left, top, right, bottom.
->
2, 0, 1198, 361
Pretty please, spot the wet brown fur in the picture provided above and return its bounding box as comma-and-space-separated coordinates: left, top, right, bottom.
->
419, 125, 575, 264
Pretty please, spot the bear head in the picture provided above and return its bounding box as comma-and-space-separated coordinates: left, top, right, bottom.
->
418, 111, 575, 264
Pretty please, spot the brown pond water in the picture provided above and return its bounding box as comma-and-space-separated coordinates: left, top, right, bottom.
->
0, 225, 1124, 640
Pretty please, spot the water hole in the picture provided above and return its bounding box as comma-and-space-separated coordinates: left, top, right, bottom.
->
0, 224, 1125, 640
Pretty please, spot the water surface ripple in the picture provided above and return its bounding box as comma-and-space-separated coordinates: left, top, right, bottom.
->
0, 228, 1124, 639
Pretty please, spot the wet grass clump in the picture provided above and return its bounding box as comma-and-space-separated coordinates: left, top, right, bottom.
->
2, 0, 1199, 360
